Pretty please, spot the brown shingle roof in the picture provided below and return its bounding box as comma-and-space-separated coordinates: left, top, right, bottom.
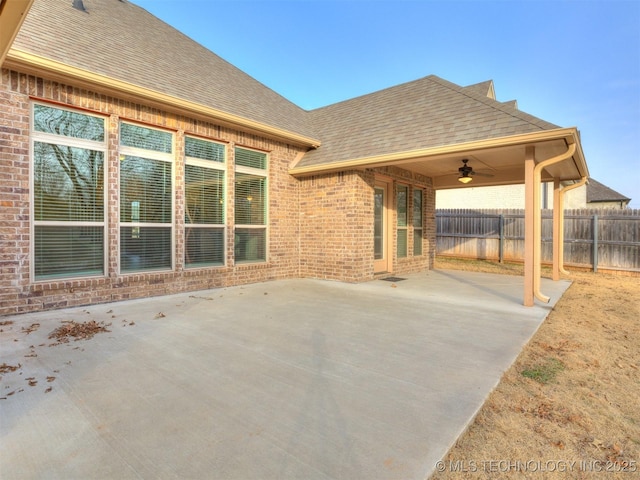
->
10, 0, 567, 168
298, 75, 560, 168
586, 178, 631, 203
462, 80, 495, 99
11, 0, 317, 142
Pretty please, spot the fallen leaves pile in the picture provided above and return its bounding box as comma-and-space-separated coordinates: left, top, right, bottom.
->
2, 314, 122, 400
0, 363, 21, 374
48, 320, 111, 344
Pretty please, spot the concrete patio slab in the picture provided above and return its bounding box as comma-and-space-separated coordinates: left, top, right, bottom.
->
0, 269, 571, 480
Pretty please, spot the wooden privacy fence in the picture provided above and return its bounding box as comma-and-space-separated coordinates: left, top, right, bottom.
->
436, 208, 640, 272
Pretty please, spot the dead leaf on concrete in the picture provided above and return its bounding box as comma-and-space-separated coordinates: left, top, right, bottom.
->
48, 320, 110, 343
0, 363, 21, 374
22, 323, 40, 335
154, 312, 166, 319
0, 320, 14, 333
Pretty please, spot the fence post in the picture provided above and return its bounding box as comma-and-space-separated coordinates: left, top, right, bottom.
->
499, 214, 504, 263
592, 214, 598, 273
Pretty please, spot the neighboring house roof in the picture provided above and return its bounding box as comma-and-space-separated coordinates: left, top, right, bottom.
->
9, 0, 318, 144
297, 75, 560, 168
586, 178, 631, 204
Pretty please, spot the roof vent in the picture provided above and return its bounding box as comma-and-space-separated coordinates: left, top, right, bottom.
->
72, 0, 87, 12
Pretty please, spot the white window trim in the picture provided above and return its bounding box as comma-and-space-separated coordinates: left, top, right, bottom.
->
118, 122, 175, 275
235, 164, 267, 177
184, 136, 227, 268
413, 188, 424, 256
30, 102, 108, 282
234, 147, 268, 264
397, 184, 409, 258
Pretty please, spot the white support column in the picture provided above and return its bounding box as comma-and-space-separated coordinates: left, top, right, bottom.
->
552, 178, 562, 281
532, 143, 576, 303
559, 177, 588, 275
523, 146, 535, 307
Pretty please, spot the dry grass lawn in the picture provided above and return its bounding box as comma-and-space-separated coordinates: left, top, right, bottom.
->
431, 257, 640, 479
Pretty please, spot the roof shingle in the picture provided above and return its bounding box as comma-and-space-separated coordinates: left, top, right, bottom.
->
586, 178, 631, 203
10, 0, 568, 169
298, 75, 560, 168
11, 0, 317, 141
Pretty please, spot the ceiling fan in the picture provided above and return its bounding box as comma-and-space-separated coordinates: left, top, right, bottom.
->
457, 159, 493, 184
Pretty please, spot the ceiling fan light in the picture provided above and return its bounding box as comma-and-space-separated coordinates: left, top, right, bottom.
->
457, 159, 474, 184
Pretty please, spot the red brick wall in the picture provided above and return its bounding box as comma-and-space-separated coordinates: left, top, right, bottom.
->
299, 170, 374, 282
299, 167, 435, 282
0, 69, 305, 315
0, 68, 436, 315
0, 70, 31, 313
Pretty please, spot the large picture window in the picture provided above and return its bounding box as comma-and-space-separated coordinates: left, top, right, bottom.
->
234, 147, 267, 262
32, 103, 106, 280
119, 122, 173, 272
185, 136, 226, 267
397, 184, 408, 258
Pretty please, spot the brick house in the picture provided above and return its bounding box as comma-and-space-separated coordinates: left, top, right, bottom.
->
1, 0, 589, 314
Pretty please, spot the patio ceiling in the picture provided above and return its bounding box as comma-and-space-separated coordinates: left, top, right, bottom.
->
290, 127, 589, 190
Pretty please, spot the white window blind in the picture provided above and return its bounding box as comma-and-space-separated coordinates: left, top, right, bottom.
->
185, 136, 226, 267
413, 189, 423, 256
32, 103, 106, 280
234, 147, 267, 262
119, 123, 173, 273
397, 184, 408, 258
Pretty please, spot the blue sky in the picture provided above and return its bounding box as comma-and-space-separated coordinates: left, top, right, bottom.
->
134, 0, 640, 208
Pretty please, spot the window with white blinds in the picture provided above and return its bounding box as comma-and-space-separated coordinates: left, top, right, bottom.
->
397, 184, 408, 258
32, 103, 107, 280
119, 122, 173, 273
184, 136, 225, 267
413, 189, 423, 256
234, 147, 267, 262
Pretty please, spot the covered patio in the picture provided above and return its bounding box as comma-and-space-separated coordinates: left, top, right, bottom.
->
292, 123, 588, 306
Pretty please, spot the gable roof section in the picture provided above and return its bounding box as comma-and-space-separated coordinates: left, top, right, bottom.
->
6, 0, 319, 146
463, 79, 495, 99
296, 75, 560, 169
586, 178, 631, 203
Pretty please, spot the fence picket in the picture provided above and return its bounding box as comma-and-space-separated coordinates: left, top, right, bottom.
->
436, 208, 640, 272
